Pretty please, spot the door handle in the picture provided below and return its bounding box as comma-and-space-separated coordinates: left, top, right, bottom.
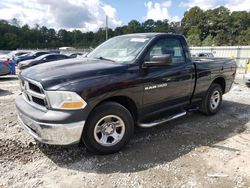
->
162, 78, 171, 82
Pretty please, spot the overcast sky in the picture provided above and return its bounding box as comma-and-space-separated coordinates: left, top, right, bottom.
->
0, 0, 250, 32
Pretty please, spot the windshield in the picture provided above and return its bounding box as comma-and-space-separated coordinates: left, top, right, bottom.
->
7, 51, 16, 57
87, 36, 151, 63
7, 51, 20, 58
19, 52, 32, 57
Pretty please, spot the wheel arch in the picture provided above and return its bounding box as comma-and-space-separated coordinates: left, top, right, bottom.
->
212, 76, 226, 94
88, 95, 139, 123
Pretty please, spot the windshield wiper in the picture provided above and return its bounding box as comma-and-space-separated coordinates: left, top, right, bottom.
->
94, 56, 115, 62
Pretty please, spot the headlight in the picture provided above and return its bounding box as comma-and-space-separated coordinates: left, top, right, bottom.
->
46, 91, 87, 110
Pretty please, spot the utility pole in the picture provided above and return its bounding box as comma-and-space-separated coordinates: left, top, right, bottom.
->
106, 15, 108, 40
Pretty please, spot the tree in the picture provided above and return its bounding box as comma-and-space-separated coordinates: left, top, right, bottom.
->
181, 7, 205, 37
114, 26, 125, 36
11, 18, 20, 27
3, 33, 19, 49
153, 20, 170, 32
237, 28, 250, 45
0, 7, 249, 50
204, 7, 231, 44
125, 20, 143, 33
187, 34, 201, 46
169, 22, 182, 34
187, 26, 201, 46
142, 19, 156, 32
202, 34, 214, 46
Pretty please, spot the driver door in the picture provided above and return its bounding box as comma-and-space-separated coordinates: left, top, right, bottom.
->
142, 37, 194, 115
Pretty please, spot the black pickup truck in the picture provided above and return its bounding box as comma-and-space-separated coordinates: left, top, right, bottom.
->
16, 33, 236, 154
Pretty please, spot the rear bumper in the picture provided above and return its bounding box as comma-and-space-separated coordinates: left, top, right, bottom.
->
16, 95, 87, 145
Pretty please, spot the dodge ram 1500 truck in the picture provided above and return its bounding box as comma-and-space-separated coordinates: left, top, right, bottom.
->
16, 33, 236, 154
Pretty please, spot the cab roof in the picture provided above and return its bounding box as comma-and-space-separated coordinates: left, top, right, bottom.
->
116, 33, 183, 38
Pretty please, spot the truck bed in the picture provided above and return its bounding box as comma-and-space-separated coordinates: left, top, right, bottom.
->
192, 58, 236, 101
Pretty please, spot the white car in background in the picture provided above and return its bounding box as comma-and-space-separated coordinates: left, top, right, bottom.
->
192, 52, 214, 58
0, 51, 29, 61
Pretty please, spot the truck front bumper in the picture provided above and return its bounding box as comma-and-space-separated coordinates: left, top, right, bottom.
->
16, 95, 87, 145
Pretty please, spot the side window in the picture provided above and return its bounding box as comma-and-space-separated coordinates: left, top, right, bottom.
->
147, 38, 185, 64
46, 55, 55, 60
40, 52, 48, 56
36, 52, 44, 56
56, 55, 64, 59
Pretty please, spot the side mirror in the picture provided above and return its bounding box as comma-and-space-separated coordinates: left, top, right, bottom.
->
144, 54, 172, 67
43, 58, 47, 61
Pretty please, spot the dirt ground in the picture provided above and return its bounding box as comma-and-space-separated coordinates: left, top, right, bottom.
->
0, 74, 250, 188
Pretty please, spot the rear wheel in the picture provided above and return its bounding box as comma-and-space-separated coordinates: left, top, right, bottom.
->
82, 102, 134, 154
200, 83, 223, 115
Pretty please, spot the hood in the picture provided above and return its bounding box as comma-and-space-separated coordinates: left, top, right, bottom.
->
19, 59, 34, 65
20, 58, 128, 90
18, 59, 37, 69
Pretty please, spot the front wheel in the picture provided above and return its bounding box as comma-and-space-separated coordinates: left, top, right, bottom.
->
200, 83, 223, 115
82, 102, 134, 154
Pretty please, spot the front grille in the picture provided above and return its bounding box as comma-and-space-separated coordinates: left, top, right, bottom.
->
19, 77, 48, 110
32, 97, 46, 106
29, 82, 43, 93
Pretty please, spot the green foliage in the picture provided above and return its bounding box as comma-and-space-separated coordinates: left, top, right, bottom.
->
202, 35, 214, 46
237, 28, 250, 45
182, 6, 205, 37
0, 6, 249, 50
182, 7, 250, 46
187, 34, 201, 46
3, 33, 19, 50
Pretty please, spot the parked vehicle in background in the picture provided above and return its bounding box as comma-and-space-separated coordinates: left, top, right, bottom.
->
14, 52, 30, 59
0, 60, 16, 76
0, 51, 29, 61
15, 51, 51, 64
48, 50, 60, 54
78, 52, 90, 58
18, 54, 72, 70
69, 53, 83, 58
0, 61, 10, 76
192, 52, 214, 58
16, 33, 236, 154
244, 59, 250, 87
59, 47, 76, 51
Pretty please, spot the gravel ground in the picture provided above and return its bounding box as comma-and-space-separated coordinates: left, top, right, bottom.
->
0, 75, 250, 188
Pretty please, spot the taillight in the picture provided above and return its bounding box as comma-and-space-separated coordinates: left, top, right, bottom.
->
3, 60, 9, 65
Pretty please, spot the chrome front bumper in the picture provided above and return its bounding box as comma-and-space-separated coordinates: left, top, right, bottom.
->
18, 112, 85, 145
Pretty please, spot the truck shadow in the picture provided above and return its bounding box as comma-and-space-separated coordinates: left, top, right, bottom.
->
0, 76, 18, 81
38, 100, 250, 174
0, 89, 13, 96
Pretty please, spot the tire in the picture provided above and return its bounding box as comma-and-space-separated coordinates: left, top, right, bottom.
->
82, 102, 134, 154
200, 83, 223, 115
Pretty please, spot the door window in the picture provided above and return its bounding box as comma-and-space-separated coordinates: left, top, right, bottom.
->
45, 55, 56, 61
147, 38, 185, 64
